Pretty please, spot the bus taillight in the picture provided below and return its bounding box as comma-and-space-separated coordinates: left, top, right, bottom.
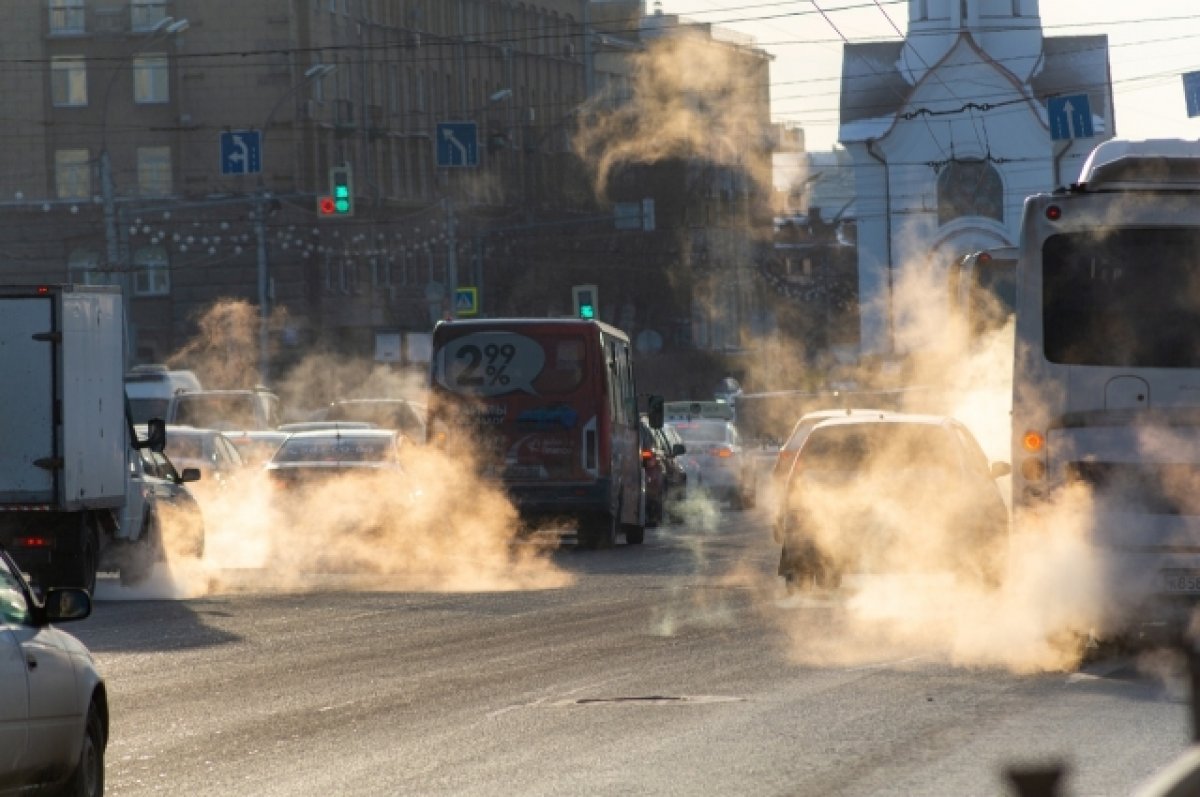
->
1045, 205, 1062, 221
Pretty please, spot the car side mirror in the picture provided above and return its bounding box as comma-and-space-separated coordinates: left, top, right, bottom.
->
42, 587, 92, 621
143, 418, 167, 453
990, 461, 1012, 479
180, 467, 202, 483
647, 395, 664, 429
673, 443, 686, 456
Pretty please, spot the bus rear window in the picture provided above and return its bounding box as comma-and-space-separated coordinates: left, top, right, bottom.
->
1043, 228, 1200, 368
435, 331, 587, 396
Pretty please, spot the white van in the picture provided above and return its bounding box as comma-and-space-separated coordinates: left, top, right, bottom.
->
167, 388, 282, 431
125, 365, 202, 424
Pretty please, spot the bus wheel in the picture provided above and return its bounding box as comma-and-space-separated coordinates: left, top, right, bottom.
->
578, 512, 616, 549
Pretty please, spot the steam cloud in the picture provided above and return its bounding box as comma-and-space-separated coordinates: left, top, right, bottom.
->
105, 299, 571, 599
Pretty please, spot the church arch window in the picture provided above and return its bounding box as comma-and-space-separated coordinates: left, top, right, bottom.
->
937, 159, 1004, 225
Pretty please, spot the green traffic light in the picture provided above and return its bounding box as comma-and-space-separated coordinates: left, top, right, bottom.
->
335, 186, 349, 198
579, 304, 595, 319
335, 198, 350, 213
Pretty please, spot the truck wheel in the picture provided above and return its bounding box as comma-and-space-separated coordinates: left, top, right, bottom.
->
119, 510, 161, 586
54, 516, 98, 595
578, 511, 617, 550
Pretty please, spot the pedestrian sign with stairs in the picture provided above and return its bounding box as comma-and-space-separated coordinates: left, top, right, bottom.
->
454, 287, 478, 317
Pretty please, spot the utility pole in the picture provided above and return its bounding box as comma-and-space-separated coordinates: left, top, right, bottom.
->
445, 196, 458, 319
255, 196, 270, 384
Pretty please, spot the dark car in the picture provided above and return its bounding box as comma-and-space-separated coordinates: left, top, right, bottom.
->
640, 418, 668, 527
654, 423, 688, 523
0, 547, 107, 795
264, 429, 409, 508
263, 430, 411, 553
775, 413, 1010, 592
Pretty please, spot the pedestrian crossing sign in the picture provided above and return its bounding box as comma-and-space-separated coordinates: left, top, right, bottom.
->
454, 287, 478, 317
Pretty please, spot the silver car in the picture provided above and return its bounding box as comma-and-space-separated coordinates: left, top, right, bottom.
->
667, 419, 757, 509
775, 413, 1011, 591
0, 548, 106, 795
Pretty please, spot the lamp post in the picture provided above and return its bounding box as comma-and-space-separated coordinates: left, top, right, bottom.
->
99, 16, 189, 360
253, 63, 336, 385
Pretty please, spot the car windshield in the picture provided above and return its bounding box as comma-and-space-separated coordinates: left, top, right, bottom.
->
273, 436, 397, 463
800, 423, 958, 473
174, 396, 258, 430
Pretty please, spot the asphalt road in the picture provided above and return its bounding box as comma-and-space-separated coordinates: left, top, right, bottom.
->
71, 502, 1194, 797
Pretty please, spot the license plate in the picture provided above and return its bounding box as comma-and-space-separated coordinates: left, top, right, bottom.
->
1161, 570, 1200, 594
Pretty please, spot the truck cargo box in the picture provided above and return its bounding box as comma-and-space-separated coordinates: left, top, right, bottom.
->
0, 285, 126, 510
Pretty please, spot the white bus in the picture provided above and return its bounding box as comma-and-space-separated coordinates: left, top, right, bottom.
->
1011, 139, 1200, 609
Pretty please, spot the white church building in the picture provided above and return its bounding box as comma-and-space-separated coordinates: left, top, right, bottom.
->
838, 0, 1113, 355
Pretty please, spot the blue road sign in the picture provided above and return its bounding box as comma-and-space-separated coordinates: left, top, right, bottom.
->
220, 130, 262, 175
436, 122, 479, 168
1184, 72, 1200, 118
454, 287, 478, 316
1047, 94, 1094, 141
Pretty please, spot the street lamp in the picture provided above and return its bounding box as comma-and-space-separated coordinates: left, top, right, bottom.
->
98, 16, 189, 359
254, 63, 336, 385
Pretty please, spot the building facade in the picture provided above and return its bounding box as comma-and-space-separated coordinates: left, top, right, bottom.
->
839, 0, 1113, 356
2, 0, 774, 389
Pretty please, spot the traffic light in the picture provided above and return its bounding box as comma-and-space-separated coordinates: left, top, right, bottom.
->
318, 165, 354, 217
572, 284, 598, 320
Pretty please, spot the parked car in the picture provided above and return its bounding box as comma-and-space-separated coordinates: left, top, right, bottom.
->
771, 409, 891, 488
667, 418, 756, 509
315, 399, 426, 443
223, 430, 290, 467
167, 388, 282, 431
774, 413, 1011, 592
0, 546, 107, 795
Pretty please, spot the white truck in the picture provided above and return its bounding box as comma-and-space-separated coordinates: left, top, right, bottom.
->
0, 284, 179, 592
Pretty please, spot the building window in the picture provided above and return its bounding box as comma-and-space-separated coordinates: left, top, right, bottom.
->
137, 146, 172, 196
68, 248, 111, 285
51, 56, 87, 107
49, 0, 85, 34
133, 246, 170, 296
133, 54, 169, 104
55, 149, 91, 198
937, 159, 1004, 225
130, 0, 168, 32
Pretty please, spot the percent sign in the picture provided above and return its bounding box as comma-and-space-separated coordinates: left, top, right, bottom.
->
485, 365, 511, 386
484, 344, 516, 386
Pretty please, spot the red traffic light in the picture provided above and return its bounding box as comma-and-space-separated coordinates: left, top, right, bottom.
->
317, 196, 336, 216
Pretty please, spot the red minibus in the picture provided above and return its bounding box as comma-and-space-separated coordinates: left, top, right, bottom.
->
429, 318, 651, 547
